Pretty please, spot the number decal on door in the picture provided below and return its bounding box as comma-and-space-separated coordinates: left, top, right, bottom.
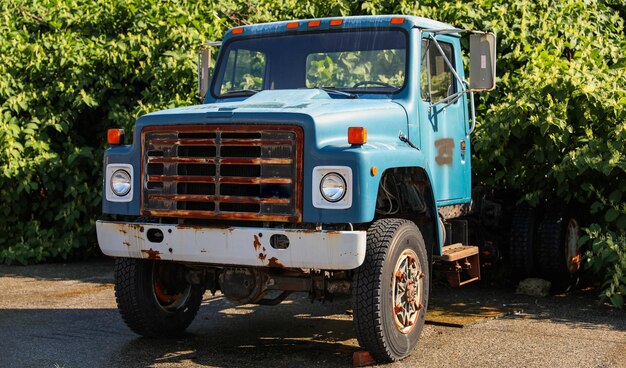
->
435, 138, 454, 166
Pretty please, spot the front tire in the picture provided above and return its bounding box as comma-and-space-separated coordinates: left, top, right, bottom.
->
353, 219, 430, 362
114, 258, 205, 337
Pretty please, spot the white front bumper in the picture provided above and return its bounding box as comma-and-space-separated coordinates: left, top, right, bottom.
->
96, 221, 366, 270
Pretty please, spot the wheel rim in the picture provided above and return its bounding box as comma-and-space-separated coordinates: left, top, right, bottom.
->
565, 219, 581, 274
392, 249, 424, 334
151, 262, 192, 312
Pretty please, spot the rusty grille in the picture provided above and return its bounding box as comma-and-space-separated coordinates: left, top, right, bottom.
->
141, 125, 303, 222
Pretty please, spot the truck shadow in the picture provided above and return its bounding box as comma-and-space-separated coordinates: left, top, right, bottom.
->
2, 260, 625, 367
428, 280, 626, 332
1, 287, 624, 368
115, 294, 358, 367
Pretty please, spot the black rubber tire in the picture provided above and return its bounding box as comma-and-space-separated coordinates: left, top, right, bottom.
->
508, 205, 537, 279
536, 210, 580, 291
353, 218, 430, 362
114, 258, 205, 337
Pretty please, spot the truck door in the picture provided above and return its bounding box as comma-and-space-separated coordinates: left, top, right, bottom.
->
418, 36, 470, 204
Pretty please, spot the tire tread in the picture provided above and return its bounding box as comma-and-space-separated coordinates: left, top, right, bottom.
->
114, 258, 203, 337
353, 218, 427, 362
509, 205, 536, 278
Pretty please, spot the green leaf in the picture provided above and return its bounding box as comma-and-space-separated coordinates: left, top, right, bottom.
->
605, 208, 620, 223
608, 190, 622, 203
609, 294, 624, 309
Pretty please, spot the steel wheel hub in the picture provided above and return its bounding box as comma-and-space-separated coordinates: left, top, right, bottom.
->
565, 218, 581, 274
152, 262, 192, 312
392, 249, 424, 334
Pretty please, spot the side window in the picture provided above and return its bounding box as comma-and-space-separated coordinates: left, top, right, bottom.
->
220, 49, 266, 93
420, 40, 456, 103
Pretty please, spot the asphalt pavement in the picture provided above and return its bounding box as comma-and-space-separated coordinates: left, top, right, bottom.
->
0, 260, 624, 368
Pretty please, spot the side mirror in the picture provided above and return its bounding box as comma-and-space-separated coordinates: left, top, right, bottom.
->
469, 33, 496, 91
197, 47, 210, 99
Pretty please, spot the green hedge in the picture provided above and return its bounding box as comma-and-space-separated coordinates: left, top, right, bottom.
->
2, 0, 624, 306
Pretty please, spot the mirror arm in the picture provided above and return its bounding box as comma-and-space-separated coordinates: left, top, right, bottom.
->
428, 34, 465, 91
430, 90, 464, 108
426, 34, 471, 112
468, 85, 476, 135
420, 29, 492, 135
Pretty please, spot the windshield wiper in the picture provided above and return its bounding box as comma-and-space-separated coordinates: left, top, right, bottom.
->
222, 89, 260, 96
316, 87, 358, 99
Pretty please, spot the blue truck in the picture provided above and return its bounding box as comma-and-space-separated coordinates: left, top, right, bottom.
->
96, 15, 578, 362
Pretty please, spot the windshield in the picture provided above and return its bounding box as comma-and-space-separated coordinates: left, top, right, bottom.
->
212, 29, 407, 97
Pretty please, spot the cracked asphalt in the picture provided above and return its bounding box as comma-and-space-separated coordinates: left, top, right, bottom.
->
0, 260, 624, 368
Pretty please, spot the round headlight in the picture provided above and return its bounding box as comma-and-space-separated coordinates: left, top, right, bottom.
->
111, 169, 131, 196
320, 172, 347, 202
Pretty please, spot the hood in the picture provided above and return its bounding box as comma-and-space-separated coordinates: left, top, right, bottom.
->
142, 89, 409, 148
147, 89, 402, 117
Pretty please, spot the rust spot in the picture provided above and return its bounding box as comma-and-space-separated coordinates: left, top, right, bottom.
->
149, 194, 290, 205
267, 257, 284, 268
176, 224, 204, 229
46, 284, 113, 298
119, 229, 127, 235
141, 248, 161, 260
148, 175, 291, 185
258, 253, 267, 261
140, 124, 304, 223
262, 247, 266, 252
253, 235, 262, 251
123, 241, 131, 247
200, 248, 207, 253
145, 209, 298, 223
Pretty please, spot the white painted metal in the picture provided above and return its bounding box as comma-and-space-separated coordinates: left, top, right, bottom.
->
96, 221, 366, 270
105, 164, 133, 202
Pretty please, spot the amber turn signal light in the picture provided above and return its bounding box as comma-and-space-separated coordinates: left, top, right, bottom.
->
329, 19, 343, 26
231, 27, 244, 35
348, 127, 367, 145
107, 129, 125, 145
390, 17, 405, 24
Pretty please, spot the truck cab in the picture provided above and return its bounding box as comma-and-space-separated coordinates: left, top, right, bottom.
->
97, 15, 496, 363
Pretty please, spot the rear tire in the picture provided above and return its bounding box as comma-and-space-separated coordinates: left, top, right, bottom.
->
114, 258, 205, 337
536, 210, 581, 291
509, 205, 537, 279
353, 219, 430, 362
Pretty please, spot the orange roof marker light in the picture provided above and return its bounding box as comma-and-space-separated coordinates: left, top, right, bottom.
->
390, 17, 405, 25
348, 127, 367, 145
329, 19, 344, 26
286, 21, 299, 29
107, 129, 125, 145
231, 27, 244, 35
308, 20, 321, 28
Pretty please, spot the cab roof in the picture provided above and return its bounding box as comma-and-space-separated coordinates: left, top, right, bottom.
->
222, 15, 455, 41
